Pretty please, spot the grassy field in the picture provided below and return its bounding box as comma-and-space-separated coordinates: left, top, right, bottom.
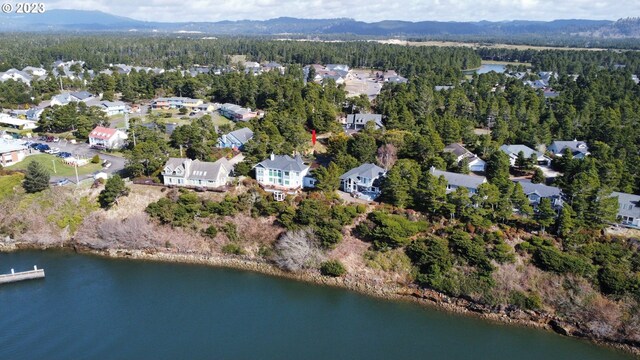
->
0, 173, 24, 200
7, 154, 103, 177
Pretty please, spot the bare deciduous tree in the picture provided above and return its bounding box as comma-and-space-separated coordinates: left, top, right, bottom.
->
274, 228, 323, 272
376, 144, 397, 170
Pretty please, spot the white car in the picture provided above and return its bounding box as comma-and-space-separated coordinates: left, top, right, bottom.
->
45, 147, 60, 155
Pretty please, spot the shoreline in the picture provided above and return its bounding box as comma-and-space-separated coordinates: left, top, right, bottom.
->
1, 241, 639, 357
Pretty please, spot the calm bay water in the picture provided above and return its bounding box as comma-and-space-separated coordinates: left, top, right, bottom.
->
0, 250, 633, 360
464, 63, 507, 75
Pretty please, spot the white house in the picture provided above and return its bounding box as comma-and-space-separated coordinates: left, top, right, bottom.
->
50, 91, 96, 107
611, 192, 640, 228
343, 114, 383, 132
219, 103, 257, 121
0, 69, 32, 85
254, 154, 310, 197
500, 144, 551, 166
0, 141, 28, 166
0, 114, 38, 130
429, 167, 487, 194
162, 157, 233, 189
443, 143, 486, 172
88, 126, 128, 150
99, 101, 127, 116
340, 163, 386, 200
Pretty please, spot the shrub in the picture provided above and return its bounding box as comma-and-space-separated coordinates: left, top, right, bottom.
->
320, 260, 346, 277
202, 225, 218, 239
356, 204, 367, 214
91, 154, 100, 164
509, 291, 543, 310
533, 246, 594, 276
222, 222, 239, 242
222, 243, 245, 255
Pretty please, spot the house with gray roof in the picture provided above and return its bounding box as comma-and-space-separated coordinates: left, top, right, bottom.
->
99, 101, 127, 116
50, 91, 96, 107
219, 103, 257, 122
548, 140, 590, 159
254, 154, 310, 195
0, 69, 32, 85
443, 143, 486, 172
0, 140, 28, 166
162, 157, 233, 189
500, 144, 551, 166
429, 167, 487, 194
344, 114, 383, 132
218, 127, 254, 150
514, 180, 563, 209
611, 192, 640, 228
340, 163, 386, 199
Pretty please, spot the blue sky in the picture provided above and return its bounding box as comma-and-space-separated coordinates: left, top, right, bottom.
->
45, 0, 636, 22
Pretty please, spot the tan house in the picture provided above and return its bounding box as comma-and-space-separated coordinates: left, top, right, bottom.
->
0, 141, 28, 166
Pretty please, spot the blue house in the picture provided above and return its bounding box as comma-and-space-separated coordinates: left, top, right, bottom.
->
217, 127, 254, 150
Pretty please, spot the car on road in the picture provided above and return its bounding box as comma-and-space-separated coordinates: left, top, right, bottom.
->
54, 178, 71, 186
102, 160, 112, 168
57, 152, 72, 158
45, 147, 60, 155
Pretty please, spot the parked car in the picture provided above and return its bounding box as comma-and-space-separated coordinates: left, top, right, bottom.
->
57, 152, 72, 158
36, 144, 50, 152
45, 136, 55, 142
29, 142, 42, 149
54, 178, 71, 186
45, 147, 60, 155
102, 160, 112, 169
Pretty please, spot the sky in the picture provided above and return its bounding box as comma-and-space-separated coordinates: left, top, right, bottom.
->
45, 0, 637, 23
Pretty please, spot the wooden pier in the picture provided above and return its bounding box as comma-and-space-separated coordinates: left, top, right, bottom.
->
0, 266, 45, 284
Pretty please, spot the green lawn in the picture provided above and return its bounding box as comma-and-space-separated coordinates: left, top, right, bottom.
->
211, 113, 234, 128
7, 154, 103, 177
0, 173, 24, 200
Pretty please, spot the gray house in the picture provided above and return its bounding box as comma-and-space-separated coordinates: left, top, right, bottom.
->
611, 192, 640, 228
217, 127, 254, 150
443, 143, 486, 172
500, 144, 551, 166
548, 140, 590, 158
162, 157, 233, 189
254, 154, 310, 194
429, 167, 487, 194
344, 114, 383, 132
514, 180, 563, 209
340, 163, 386, 199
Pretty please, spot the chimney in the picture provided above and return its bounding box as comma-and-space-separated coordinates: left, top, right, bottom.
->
270, 153, 275, 161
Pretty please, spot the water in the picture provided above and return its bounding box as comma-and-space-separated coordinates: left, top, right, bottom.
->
0, 250, 633, 360
463, 63, 507, 75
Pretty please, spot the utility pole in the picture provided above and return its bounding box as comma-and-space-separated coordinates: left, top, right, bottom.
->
74, 162, 79, 186
52, 159, 56, 174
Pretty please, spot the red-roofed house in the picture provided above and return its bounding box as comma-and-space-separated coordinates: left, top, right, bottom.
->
88, 126, 128, 149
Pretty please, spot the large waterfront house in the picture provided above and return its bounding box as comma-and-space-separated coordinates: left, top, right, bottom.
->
340, 163, 386, 200
254, 154, 310, 199
611, 192, 640, 228
429, 167, 487, 194
514, 180, 563, 209
217, 127, 254, 150
443, 143, 486, 172
219, 103, 257, 121
162, 157, 233, 189
343, 114, 383, 132
88, 126, 128, 150
499, 144, 551, 166
0, 140, 28, 166
548, 140, 590, 158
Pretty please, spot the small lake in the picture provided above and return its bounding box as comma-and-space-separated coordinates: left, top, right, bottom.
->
464, 63, 507, 75
0, 250, 633, 359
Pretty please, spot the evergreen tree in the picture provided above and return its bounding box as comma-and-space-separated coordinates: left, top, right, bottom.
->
485, 151, 512, 192
556, 205, 575, 238
98, 175, 130, 209
312, 162, 342, 192
536, 198, 556, 233
531, 168, 545, 184
511, 182, 533, 216
22, 161, 50, 193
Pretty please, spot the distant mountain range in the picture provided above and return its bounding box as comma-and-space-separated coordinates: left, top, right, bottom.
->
0, 10, 639, 38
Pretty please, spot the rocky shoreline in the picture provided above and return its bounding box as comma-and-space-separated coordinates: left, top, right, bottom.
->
1, 240, 639, 357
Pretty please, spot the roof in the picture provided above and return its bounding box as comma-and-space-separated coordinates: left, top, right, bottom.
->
345, 114, 383, 128
100, 101, 125, 108
226, 127, 254, 144
0, 115, 37, 128
71, 91, 93, 101
499, 144, 544, 159
444, 143, 471, 158
434, 85, 454, 91
515, 180, 561, 198
163, 157, 232, 181
256, 154, 309, 172
340, 163, 386, 181
430, 167, 486, 189
0, 140, 27, 153
611, 192, 640, 219
89, 126, 120, 140
550, 140, 589, 154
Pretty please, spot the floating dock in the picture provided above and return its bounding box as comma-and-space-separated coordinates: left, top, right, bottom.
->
0, 266, 45, 284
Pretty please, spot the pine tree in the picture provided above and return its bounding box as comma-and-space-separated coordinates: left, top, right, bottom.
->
556, 205, 575, 238
98, 175, 129, 209
531, 168, 545, 184
22, 161, 50, 193
313, 162, 341, 192
511, 182, 533, 217
536, 198, 556, 233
